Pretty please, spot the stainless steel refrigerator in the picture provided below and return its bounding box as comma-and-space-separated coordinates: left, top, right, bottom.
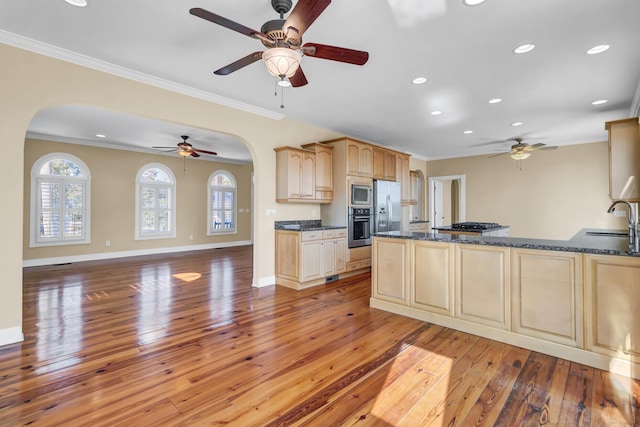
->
373, 179, 401, 233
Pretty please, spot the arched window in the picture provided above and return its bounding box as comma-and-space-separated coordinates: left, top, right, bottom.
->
135, 163, 176, 239
30, 153, 91, 247
208, 170, 237, 235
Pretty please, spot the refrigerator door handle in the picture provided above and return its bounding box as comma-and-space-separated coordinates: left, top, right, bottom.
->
386, 194, 391, 231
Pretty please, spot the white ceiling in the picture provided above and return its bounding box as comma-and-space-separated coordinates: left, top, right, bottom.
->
2, 0, 639, 162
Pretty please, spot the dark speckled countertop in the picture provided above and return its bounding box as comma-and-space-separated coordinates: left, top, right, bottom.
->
373, 228, 640, 257
274, 220, 346, 231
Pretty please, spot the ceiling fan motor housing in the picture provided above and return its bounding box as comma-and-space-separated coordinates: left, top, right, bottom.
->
260, 19, 288, 46
271, 0, 292, 15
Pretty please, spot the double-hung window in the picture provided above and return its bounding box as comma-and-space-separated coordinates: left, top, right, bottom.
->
30, 153, 91, 247
136, 163, 176, 240
208, 170, 237, 235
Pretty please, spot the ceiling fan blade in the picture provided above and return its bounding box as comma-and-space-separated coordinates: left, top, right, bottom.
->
302, 43, 369, 65
283, 0, 331, 43
189, 151, 201, 158
214, 51, 264, 75
289, 67, 309, 87
192, 148, 218, 156
189, 8, 273, 45
539, 146, 558, 150
529, 143, 546, 149
488, 152, 510, 158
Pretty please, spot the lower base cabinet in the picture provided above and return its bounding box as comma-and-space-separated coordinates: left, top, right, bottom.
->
511, 249, 583, 348
372, 237, 408, 304
585, 254, 640, 364
370, 237, 640, 379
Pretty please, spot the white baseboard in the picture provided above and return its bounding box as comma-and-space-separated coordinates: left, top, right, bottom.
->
254, 275, 275, 288
0, 327, 24, 347
23, 240, 253, 267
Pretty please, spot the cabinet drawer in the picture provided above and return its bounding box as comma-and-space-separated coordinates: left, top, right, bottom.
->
334, 228, 347, 238
301, 231, 323, 241
323, 229, 337, 239
316, 191, 333, 200
346, 261, 362, 271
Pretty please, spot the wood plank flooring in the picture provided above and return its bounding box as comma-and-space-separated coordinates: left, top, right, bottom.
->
1, 245, 638, 426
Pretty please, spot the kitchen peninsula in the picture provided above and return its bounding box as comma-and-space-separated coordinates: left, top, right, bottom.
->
371, 229, 640, 379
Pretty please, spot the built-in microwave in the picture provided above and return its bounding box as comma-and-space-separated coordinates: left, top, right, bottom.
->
351, 184, 372, 206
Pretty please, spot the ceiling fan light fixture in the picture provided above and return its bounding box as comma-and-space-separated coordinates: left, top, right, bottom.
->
178, 150, 191, 157
263, 48, 301, 78
510, 151, 531, 160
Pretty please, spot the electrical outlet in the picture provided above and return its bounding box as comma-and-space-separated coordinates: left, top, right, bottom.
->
105, 240, 111, 247
189, 235, 193, 241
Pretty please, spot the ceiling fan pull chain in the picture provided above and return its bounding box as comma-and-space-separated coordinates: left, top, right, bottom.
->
280, 77, 285, 109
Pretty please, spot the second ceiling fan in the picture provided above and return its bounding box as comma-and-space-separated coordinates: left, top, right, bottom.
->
189, 0, 369, 87
489, 138, 557, 160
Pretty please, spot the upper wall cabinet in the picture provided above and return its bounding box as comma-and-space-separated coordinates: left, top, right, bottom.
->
275, 147, 318, 203
302, 143, 334, 202
346, 139, 374, 178
373, 147, 397, 181
606, 117, 640, 202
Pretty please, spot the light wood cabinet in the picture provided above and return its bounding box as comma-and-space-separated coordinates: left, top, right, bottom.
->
409, 170, 419, 205
585, 254, 640, 363
373, 147, 396, 181
606, 117, 640, 202
455, 244, 510, 330
511, 249, 583, 347
396, 153, 411, 205
372, 237, 408, 305
274, 147, 316, 202
410, 240, 454, 316
275, 229, 347, 289
346, 139, 374, 178
301, 142, 334, 201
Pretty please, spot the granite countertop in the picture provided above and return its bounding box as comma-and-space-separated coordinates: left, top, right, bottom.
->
373, 228, 640, 257
274, 220, 346, 231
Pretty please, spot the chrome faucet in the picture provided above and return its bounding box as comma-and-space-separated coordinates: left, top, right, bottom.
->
607, 200, 638, 248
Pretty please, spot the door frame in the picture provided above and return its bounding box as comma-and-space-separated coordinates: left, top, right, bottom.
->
428, 175, 466, 228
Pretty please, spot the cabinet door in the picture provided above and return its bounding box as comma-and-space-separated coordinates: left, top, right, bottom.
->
372, 237, 408, 304
314, 145, 333, 191
286, 150, 304, 199
410, 240, 454, 316
301, 240, 324, 282
275, 231, 300, 279
346, 140, 362, 176
360, 144, 374, 177
373, 147, 386, 179
301, 152, 316, 198
396, 153, 411, 204
585, 254, 640, 363
334, 238, 347, 274
511, 249, 583, 347
607, 117, 640, 201
455, 245, 510, 329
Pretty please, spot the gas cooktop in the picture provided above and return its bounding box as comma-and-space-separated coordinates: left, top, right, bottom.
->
450, 222, 501, 231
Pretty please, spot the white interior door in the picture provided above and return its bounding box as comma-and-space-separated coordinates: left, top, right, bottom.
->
429, 175, 466, 229
433, 180, 444, 227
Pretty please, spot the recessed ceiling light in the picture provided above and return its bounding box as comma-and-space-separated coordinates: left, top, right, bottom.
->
513, 44, 535, 54
64, 0, 87, 7
464, 130, 473, 134
463, 0, 486, 5
431, 111, 443, 115
278, 80, 291, 87
488, 98, 502, 104
511, 122, 523, 127
591, 99, 607, 105
96, 134, 106, 138
412, 77, 427, 85
587, 45, 609, 55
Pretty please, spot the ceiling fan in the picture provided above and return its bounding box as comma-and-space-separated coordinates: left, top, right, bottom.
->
152, 135, 217, 158
489, 138, 557, 160
189, 0, 369, 87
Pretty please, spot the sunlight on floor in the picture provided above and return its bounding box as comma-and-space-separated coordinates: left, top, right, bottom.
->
172, 272, 202, 282
370, 344, 453, 426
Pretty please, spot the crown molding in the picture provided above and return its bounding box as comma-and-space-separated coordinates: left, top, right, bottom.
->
0, 30, 285, 121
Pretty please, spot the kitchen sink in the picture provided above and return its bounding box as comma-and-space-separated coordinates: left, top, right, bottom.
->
585, 231, 629, 237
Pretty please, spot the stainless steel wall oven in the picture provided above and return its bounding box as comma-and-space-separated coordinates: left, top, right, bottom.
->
348, 207, 373, 248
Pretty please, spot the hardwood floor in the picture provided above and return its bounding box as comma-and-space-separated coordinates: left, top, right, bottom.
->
1, 245, 638, 426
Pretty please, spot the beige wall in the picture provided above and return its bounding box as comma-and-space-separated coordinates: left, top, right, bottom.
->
0, 42, 342, 339
426, 142, 628, 239
23, 138, 254, 260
